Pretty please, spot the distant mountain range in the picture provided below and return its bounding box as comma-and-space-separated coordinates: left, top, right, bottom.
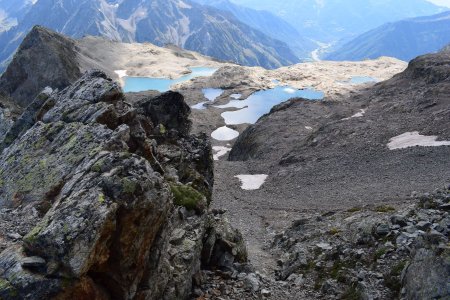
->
1, 0, 448, 71
326, 11, 450, 61
0, 0, 33, 32
192, 0, 316, 59
230, 0, 446, 42
0, 0, 300, 71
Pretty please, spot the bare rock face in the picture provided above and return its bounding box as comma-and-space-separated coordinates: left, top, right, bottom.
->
0, 25, 81, 108
0, 94, 21, 143
0, 103, 14, 142
404, 246, 450, 299
0, 70, 246, 299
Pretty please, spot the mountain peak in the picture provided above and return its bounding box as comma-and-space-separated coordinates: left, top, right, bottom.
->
0, 26, 80, 107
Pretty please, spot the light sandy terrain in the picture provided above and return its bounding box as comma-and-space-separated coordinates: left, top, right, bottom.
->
270, 57, 407, 98
76, 36, 407, 102
76, 36, 226, 85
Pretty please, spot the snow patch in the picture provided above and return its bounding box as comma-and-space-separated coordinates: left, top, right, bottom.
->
342, 109, 366, 121
178, 1, 192, 9
388, 132, 450, 150
42, 87, 53, 94
235, 175, 268, 190
212, 146, 231, 161
211, 126, 239, 141
114, 70, 128, 78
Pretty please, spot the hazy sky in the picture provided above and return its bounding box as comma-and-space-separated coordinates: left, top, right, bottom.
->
427, 0, 450, 7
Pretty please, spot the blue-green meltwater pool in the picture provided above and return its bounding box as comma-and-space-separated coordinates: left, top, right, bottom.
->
123, 67, 217, 92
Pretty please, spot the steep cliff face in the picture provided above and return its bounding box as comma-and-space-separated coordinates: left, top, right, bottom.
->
0, 70, 247, 299
192, 0, 316, 59
0, 26, 81, 108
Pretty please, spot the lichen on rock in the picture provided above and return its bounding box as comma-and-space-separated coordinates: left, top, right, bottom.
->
0, 70, 246, 300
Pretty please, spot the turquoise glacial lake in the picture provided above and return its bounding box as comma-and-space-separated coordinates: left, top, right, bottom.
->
123, 67, 217, 92
215, 86, 324, 125
191, 88, 225, 110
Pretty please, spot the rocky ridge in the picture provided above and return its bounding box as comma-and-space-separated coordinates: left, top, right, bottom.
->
0, 26, 80, 108
0, 70, 247, 299
326, 11, 450, 62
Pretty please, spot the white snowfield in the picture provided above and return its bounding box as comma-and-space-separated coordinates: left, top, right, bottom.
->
342, 109, 366, 121
235, 175, 268, 190
114, 70, 128, 78
211, 126, 239, 141
388, 132, 450, 150
212, 146, 231, 161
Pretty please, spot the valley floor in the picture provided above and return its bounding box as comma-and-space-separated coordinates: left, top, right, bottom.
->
179, 53, 449, 299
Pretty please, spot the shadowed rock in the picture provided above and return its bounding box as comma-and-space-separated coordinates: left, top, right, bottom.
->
0, 26, 81, 108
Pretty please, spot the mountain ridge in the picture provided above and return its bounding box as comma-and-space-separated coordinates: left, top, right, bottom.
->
0, 0, 299, 71
326, 11, 450, 61
229, 0, 445, 42
192, 0, 316, 59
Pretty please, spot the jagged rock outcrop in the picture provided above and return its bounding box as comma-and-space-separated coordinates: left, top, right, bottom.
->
0, 70, 246, 299
270, 188, 450, 299
0, 26, 81, 108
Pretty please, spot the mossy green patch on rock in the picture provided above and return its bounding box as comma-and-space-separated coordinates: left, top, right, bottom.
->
347, 206, 362, 213
91, 157, 106, 173
384, 260, 407, 295
122, 178, 138, 194
170, 183, 206, 212
0, 277, 18, 298
0, 121, 113, 209
374, 205, 396, 213
0, 278, 12, 290
23, 217, 50, 245
341, 284, 362, 300
159, 124, 167, 135
98, 193, 106, 204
